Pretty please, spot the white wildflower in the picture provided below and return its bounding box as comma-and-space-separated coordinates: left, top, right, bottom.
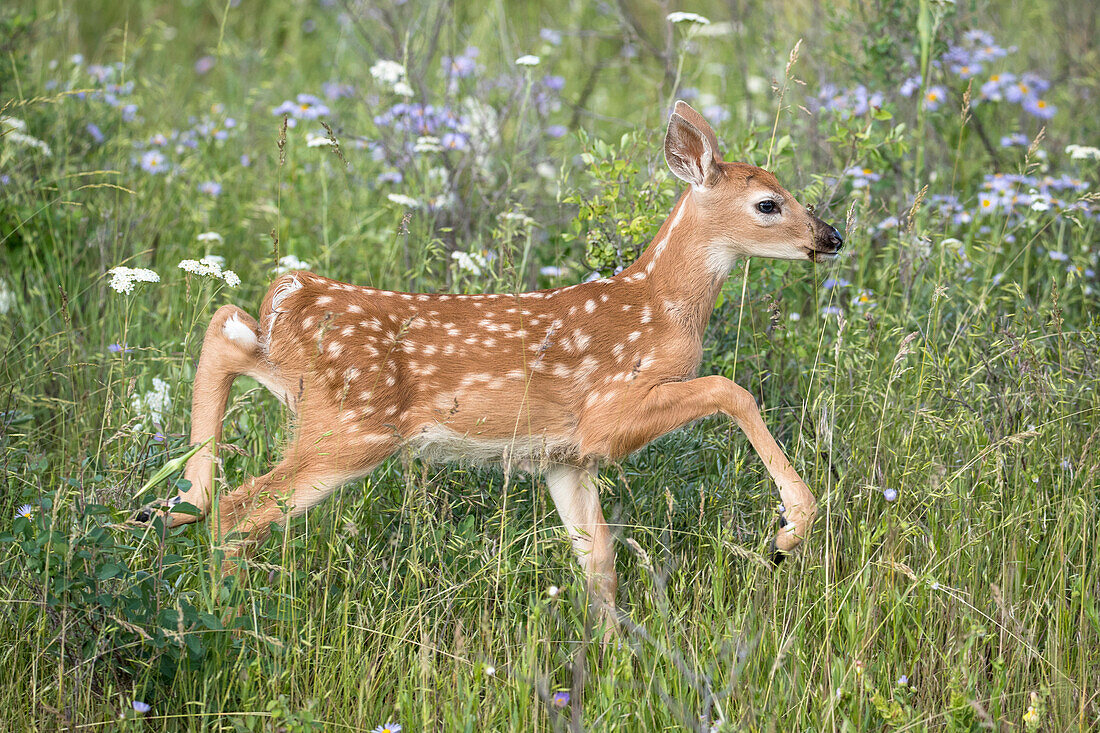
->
387, 193, 421, 208
107, 266, 160, 294
196, 231, 224, 244
667, 11, 711, 25
452, 250, 488, 276
0, 279, 14, 314
15, 504, 34, 520
413, 136, 442, 153
498, 211, 536, 227
392, 81, 414, 97
1, 116, 52, 156
273, 254, 311, 274
132, 376, 172, 426
370, 724, 401, 733
178, 256, 238, 286
370, 59, 406, 85
306, 132, 331, 148
483, 664, 496, 677
514, 55, 541, 67
1065, 144, 1100, 161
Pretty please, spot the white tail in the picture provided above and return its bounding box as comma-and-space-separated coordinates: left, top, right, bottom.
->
143, 101, 844, 621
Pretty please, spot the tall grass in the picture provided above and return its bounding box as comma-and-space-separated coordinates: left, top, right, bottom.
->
1, 0, 1098, 729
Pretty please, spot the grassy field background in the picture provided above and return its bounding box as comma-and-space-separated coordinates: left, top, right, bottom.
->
2, 0, 1099, 729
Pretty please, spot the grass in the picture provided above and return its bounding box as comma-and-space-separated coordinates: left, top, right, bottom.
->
1, 0, 1099, 729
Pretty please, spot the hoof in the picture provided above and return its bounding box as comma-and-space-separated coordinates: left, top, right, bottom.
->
770, 539, 787, 567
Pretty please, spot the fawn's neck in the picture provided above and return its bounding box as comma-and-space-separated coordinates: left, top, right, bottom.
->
622, 191, 730, 339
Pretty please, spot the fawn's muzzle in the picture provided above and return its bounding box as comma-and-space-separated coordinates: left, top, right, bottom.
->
808, 216, 844, 261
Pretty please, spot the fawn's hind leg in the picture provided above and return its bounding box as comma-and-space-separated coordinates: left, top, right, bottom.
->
142, 305, 296, 526
214, 434, 397, 575
545, 464, 618, 629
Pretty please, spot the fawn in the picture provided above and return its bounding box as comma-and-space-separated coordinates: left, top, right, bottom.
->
139, 101, 843, 621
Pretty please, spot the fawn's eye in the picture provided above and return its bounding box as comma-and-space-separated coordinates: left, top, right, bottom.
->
756, 200, 778, 215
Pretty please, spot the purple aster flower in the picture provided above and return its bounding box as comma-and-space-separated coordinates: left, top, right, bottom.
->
194, 55, 216, 75
1022, 97, 1056, 119
377, 170, 403, 184
197, 181, 222, 196
323, 81, 356, 100
546, 125, 567, 138
542, 75, 565, 91
121, 104, 138, 122
823, 277, 851, 289
540, 28, 563, 45
922, 86, 947, 111
899, 75, 922, 97
132, 700, 151, 714
86, 123, 104, 143
702, 105, 730, 124
440, 132, 468, 150
883, 488, 897, 502
551, 691, 570, 708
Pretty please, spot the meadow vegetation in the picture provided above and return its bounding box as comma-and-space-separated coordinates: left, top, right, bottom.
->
1, 0, 1099, 729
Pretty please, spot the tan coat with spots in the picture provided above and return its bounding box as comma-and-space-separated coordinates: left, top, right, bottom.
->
148, 102, 844, 618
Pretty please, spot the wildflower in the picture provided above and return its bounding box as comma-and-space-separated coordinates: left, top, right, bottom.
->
1022, 97, 1056, 119
413, 136, 442, 153
666, 11, 711, 24
546, 125, 567, 138
197, 181, 222, 196
552, 691, 570, 708
223, 270, 241, 287
440, 132, 468, 150
845, 166, 882, 189
1023, 704, 1039, 727
86, 122, 105, 143
107, 343, 133, 353
542, 75, 566, 91
823, 277, 851, 289
930, 581, 941, 590
1066, 144, 1100, 161
377, 171, 402, 184
547, 585, 560, 598
178, 256, 239, 286
323, 81, 355, 100
854, 289, 875, 308
1060, 458, 1072, 471
540, 28, 563, 45
132, 700, 151, 714
370, 724, 400, 733
15, 504, 34, 520
370, 59, 406, 85
194, 55, 216, 74
387, 193, 420, 208
883, 488, 897, 502
484, 664, 496, 677
107, 266, 160, 294
1000, 132, 1029, 147
197, 231, 223, 244
132, 377, 172, 426
1, 116, 52, 156
788, 312, 801, 321
1048, 250, 1069, 262
274, 254, 311, 274
392, 81, 414, 97
899, 75, 922, 97
0, 279, 13, 315
922, 86, 947, 111
443, 47, 479, 78
854, 660, 865, 677
452, 250, 488, 277
821, 305, 843, 316
540, 266, 566, 278
139, 150, 169, 174
515, 55, 540, 67
897, 675, 909, 685
305, 132, 331, 148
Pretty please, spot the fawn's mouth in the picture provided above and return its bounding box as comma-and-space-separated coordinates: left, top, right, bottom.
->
807, 225, 844, 262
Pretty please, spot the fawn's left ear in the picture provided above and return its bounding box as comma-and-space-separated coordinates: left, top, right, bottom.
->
665, 103, 723, 189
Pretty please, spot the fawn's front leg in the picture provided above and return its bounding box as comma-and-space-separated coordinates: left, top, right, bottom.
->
609, 375, 818, 560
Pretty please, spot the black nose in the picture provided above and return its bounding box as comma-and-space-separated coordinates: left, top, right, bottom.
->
827, 227, 844, 251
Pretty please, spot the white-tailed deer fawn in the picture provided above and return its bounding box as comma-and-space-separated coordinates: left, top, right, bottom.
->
139, 101, 843, 622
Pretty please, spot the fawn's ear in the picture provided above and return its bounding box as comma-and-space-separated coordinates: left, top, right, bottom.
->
664, 104, 722, 189
672, 100, 722, 159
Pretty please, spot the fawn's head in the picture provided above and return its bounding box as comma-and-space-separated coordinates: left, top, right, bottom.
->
663, 101, 843, 269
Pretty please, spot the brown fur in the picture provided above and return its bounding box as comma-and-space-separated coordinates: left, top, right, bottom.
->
151, 102, 843, 620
